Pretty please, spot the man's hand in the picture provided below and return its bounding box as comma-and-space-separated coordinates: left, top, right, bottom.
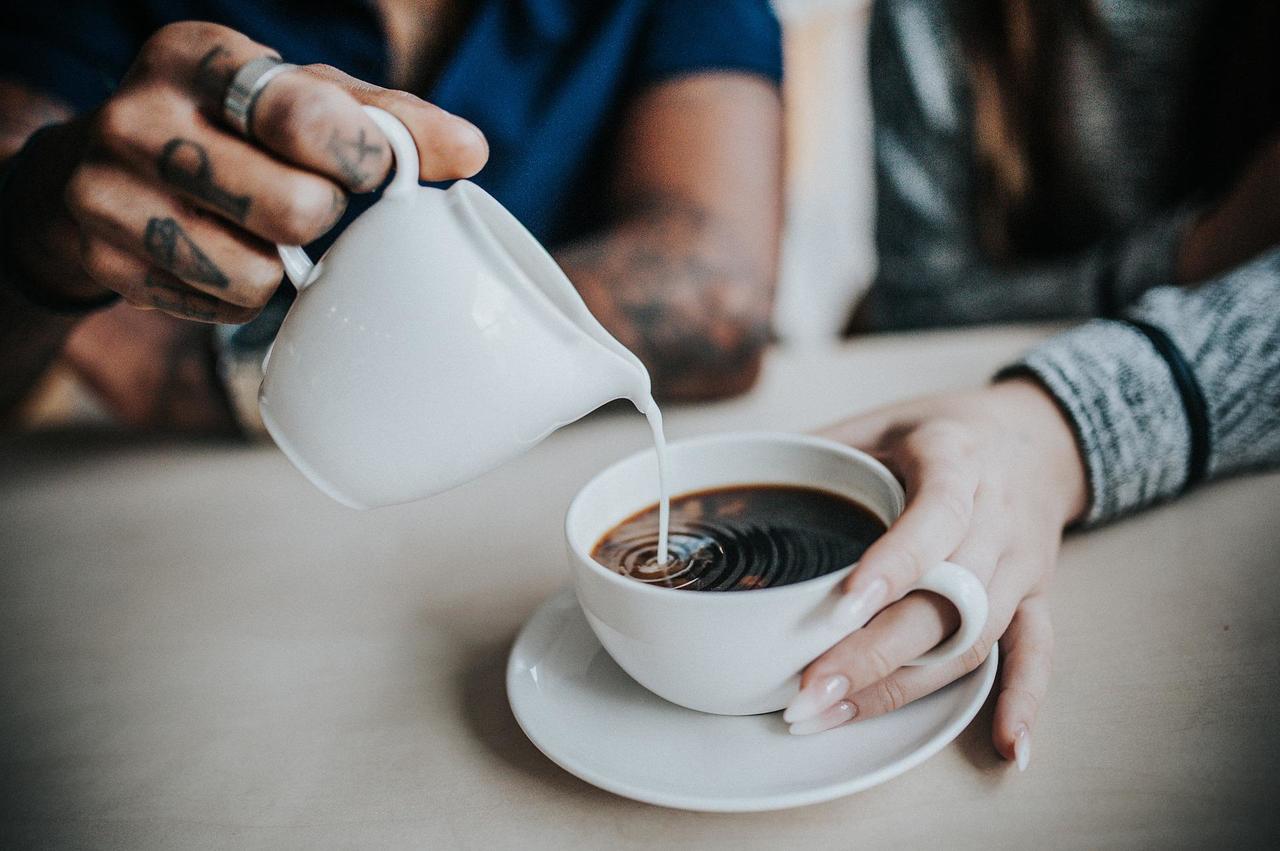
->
6, 21, 488, 323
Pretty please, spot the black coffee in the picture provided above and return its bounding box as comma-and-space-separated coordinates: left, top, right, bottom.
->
591, 484, 886, 591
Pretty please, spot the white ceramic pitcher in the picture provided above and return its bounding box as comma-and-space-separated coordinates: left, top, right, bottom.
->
259, 106, 652, 509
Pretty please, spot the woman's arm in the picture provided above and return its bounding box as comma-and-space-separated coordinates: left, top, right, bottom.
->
556, 72, 783, 401
783, 248, 1280, 763
1005, 248, 1280, 523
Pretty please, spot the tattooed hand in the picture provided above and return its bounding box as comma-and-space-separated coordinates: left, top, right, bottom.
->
7, 21, 488, 322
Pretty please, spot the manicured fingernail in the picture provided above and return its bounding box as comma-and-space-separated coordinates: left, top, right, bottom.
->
783, 674, 850, 724
1014, 725, 1031, 772
835, 578, 888, 629
789, 700, 856, 736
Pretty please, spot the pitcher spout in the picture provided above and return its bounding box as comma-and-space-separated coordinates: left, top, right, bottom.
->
451, 178, 656, 409
586, 342, 653, 411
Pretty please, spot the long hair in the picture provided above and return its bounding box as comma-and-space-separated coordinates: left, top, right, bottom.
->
951, 0, 1280, 263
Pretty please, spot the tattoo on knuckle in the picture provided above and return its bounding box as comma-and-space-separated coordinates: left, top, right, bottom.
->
143, 216, 229, 289
192, 45, 232, 100
326, 126, 387, 190
143, 271, 221, 321
157, 138, 252, 221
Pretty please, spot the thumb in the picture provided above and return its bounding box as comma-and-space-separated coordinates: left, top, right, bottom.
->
300, 64, 488, 182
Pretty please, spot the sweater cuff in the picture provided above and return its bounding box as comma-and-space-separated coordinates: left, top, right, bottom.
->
998, 320, 1191, 525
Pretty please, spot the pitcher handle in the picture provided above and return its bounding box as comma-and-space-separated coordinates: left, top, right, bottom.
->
276, 105, 421, 290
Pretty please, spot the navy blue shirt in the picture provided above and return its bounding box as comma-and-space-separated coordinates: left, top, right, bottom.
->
5, 0, 782, 247
4, 0, 779, 355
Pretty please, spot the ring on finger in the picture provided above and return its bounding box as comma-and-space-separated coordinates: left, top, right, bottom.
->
222, 55, 298, 140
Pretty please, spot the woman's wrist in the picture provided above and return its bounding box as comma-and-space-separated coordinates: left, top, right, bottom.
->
989, 376, 1090, 527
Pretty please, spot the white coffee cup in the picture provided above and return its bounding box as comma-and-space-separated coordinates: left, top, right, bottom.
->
565, 432, 989, 715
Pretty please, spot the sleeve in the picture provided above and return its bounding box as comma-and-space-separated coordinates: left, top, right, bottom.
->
632, 0, 783, 87
1, 3, 146, 113
864, 0, 1198, 331
1001, 247, 1280, 524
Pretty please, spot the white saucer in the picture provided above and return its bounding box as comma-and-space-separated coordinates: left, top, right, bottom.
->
507, 588, 998, 812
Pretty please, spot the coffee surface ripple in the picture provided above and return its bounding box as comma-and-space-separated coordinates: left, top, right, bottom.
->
592, 485, 886, 592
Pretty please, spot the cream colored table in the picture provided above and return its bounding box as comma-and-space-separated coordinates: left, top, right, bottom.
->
2, 325, 1278, 849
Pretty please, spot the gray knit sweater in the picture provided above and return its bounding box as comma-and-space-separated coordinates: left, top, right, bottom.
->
866, 0, 1280, 524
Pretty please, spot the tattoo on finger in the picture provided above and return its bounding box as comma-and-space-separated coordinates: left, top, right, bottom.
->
143, 216, 230, 289
193, 45, 232, 100
326, 127, 385, 188
142, 271, 222, 321
158, 138, 252, 221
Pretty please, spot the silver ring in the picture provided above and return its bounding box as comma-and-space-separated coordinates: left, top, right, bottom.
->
222, 56, 297, 139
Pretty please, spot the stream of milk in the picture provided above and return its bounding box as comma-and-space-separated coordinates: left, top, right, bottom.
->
641, 401, 670, 565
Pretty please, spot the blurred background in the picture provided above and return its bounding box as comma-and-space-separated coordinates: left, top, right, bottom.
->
775, 0, 875, 345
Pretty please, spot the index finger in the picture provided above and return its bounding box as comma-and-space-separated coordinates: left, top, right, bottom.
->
231, 65, 395, 192
301, 64, 489, 182
836, 426, 979, 627
139, 23, 394, 192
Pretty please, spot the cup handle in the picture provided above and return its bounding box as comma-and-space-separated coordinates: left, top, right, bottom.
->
276, 105, 422, 290
901, 560, 989, 667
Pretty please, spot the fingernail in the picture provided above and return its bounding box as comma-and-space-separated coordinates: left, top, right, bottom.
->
783, 674, 850, 724
789, 701, 856, 736
1014, 725, 1031, 772
835, 578, 888, 630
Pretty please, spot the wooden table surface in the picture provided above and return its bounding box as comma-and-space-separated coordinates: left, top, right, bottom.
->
2, 324, 1278, 849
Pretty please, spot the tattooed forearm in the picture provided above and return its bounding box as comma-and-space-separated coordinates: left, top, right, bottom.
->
158, 138, 251, 221
326, 127, 384, 188
143, 216, 229, 289
557, 193, 773, 401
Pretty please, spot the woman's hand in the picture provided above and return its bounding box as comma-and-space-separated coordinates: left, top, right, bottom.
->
4, 21, 488, 322
782, 378, 1089, 770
